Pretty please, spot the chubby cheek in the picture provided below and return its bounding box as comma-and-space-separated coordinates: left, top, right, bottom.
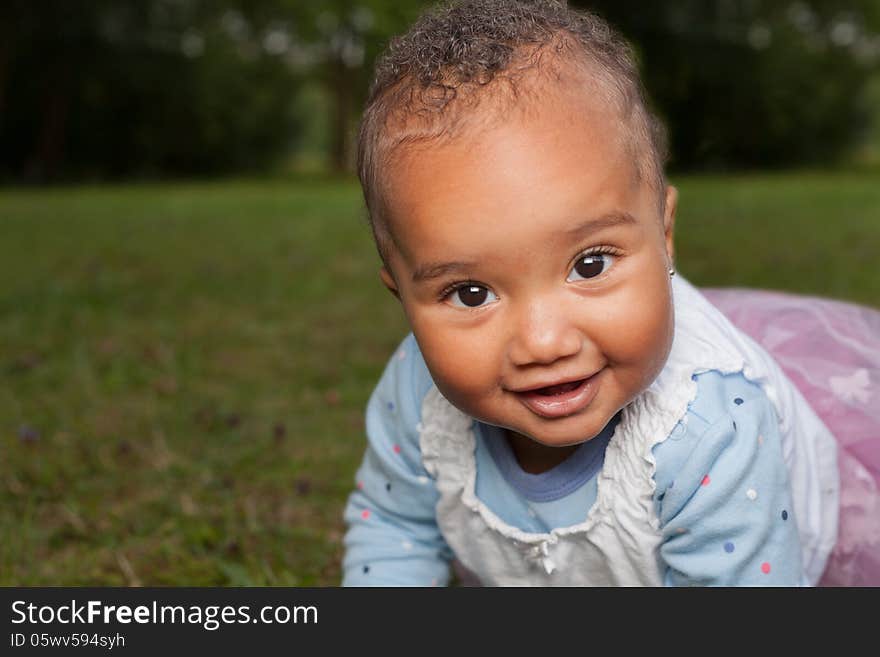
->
599, 275, 674, 394
409, 317, 502, 417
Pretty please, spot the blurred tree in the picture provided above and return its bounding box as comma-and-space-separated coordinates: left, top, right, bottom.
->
0, 0, 301, 181
277, 0, 431, 172
0, 0, 876, 180
573, 0, 880, 169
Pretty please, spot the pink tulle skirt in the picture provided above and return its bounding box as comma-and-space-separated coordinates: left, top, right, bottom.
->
703, 288, 880, 587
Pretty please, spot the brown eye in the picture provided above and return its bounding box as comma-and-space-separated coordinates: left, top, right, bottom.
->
569, 253, 614, 281
449, 285, 497, 308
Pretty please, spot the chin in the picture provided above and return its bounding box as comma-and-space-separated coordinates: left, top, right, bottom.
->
531, 435, 591, 449
514, 414, 609, 447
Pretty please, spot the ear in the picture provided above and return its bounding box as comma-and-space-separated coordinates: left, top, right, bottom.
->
663, 185, 677, 264
379, 266, 401, 301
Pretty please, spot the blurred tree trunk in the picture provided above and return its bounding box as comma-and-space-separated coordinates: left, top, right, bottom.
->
0, 9, 14, 150
24, 60, 71, 182
328, 55, 354, 174
0, 37, 9, 117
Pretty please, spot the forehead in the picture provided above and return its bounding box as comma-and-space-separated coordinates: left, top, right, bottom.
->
381, 51, 630, 163
383, 86, 651, 265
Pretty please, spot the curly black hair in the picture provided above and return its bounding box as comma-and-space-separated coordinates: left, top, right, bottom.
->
358, 0, 668, 266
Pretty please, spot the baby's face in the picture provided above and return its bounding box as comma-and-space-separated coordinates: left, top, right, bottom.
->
380, 91, 677, 447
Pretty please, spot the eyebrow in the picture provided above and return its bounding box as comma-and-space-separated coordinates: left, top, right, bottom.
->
410, 211, 638, 284
564, 211, 638, 238
412, 260, 479, 284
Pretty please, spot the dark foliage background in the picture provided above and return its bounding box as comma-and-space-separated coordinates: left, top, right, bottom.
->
1, 0, 878, 182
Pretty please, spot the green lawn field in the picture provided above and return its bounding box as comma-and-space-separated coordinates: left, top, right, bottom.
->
1, 171, 878, 585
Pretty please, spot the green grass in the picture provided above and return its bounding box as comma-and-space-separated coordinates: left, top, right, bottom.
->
675, 170, 880, 302
1, 171, 878, 585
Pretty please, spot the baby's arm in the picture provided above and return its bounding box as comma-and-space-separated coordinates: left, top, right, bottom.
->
653, 371, 804, 586
342, 334, 453, 586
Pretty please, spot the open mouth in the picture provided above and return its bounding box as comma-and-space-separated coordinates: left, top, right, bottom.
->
515, 372, 602, 419
532, 379, 588, 396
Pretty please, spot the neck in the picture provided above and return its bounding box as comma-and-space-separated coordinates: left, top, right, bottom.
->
504, 430, 581, 474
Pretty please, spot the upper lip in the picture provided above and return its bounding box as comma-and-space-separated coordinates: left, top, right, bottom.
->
510, 371, 600, 393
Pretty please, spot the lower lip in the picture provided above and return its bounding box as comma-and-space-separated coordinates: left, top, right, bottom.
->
515, 371, 602, 419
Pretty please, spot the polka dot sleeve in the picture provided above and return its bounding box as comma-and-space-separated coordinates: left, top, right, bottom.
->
341, 334, 453, 586
653, 371, 804, 586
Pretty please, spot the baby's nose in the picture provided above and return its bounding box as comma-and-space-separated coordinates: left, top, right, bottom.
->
507, 300, 582, 366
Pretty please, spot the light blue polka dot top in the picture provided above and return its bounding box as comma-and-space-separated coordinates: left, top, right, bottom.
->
342, 333, 803, 586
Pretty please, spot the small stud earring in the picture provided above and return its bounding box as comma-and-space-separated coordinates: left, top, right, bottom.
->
668, 268, 675, 277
